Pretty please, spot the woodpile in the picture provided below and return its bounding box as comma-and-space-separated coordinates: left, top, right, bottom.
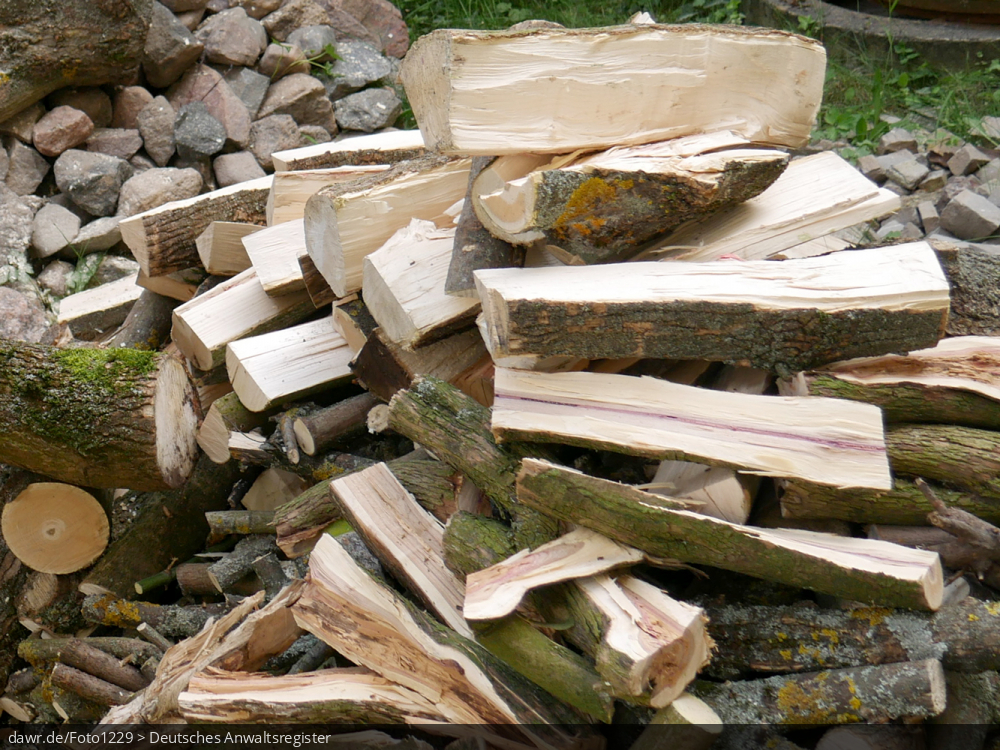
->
4, 15, 1000, 750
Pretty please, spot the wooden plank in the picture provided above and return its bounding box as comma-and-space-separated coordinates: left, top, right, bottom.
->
491, 367, 892, 490
266, 165, 389, 225
271, 130, 426, 172
399, 24, 825, 155
195, 222, 260, 276
242, 218, 307, 297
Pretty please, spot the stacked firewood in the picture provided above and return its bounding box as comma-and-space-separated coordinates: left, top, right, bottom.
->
5, 17, 1000, 748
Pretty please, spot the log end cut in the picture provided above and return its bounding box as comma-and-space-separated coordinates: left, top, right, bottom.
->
154, 355, 201, 488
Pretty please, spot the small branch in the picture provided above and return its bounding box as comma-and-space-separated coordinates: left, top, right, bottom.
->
917, 477, 1000, 561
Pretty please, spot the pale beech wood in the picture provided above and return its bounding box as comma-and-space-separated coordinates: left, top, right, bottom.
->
400, 25, 825, 155
241, 468, 310, 512
171, 267, 313, 371
57, 273, 141, 340
136, 267, 207, 302
331, 297, 376, 353
226, 316, 354, 412
492, 368, 892, 490
271, 130, 426, 172
304, 155, 472, 297
363, 219, 480, 349
267, 165, 390, 225
1, 484, 108, 575
464, 528, 643, 621
197, 391, 277, 464
648, 461, 753, 524
195, 222, 260, 276
120, 175, 272, 278
630, 694, 722, 750
329, 463, 472, 637
643, 152, 899, 262
242, 218, 308, 296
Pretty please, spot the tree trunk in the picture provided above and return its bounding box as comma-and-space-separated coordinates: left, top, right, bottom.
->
887, 424, 1000, 498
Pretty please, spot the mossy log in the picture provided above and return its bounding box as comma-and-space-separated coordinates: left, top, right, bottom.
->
517, 459, 943, 610
887, 424, 1000, 498
936, 242, 1000, 336
0, 0, 149, 121
0, 342, 200, 490
81, 594, 229, 638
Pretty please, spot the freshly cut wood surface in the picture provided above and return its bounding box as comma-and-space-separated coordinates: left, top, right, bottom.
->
493, 368, 892, 490
304, 155, 472, 297
1, 484, 108, 574
226, 316, 354, 412
136, 267, 206, 302
475, 133, 788, 265
782, 335, 1000, 428
271, 129, 426, 172
267, 165, 389, 225
363, 219, 480, 349
517, 459, 944, 610
476, 244, 949, 372
242, 218, 308, 296
197, 391, 276, 464
400, 24, 825, 154
57, 273, 142, 340
242, 469, 309, 512
121, 175, 271, 277
464, 528, 643, 621
648, 461, 753, 524
195, 222, 260, 276
171, 268, 313, 371
644, 152, 899, 261
330, 463, 472, 637
631, 694, 721, 750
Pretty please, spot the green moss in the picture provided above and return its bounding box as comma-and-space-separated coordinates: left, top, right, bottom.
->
51, 348, 158, 395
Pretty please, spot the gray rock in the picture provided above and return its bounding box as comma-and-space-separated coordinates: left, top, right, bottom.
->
261, 0, 332, 42
54, 150, 134, 217
32, 203, 82, 258
87, 255, 141, 288
175, 8, 206, 30
48, 193, 92, 223
112, 87, 155, 130
918, 169, 949, 192
161, 0, 210, 11
320, 41, 392, 100
213, 151, 266, 187
46, 88, 113, 128
222, 67, 271, 119
948, 144, 991, 177
990, 185, 1000, 209
917, 201, 940, 234
333, 88, 401, 132
173, 153, 218, 193
0, 102, 45, 143
196, 7, 268, 67
0, 143, 7, 182
287, 25, 339, 61
249, 115, 302, 171
234, 0, 283, 19
144, 2, 206, 89
884, 158, 929, 192
86, 129, 143, 160
875, 219, 905, 242
0, 184, 34, 269
137, 96, 177, 168
978, 158, 1000, 187
168, 65, 252, 148
5, 140, 50, 196
299, 124, 333, 145
940, 190, 1000, 241
340, 0, 409, 58
130, 153, 158, 173
877, 127, 917, 155
0, 287, 49, 343
938, 176, 986, 210
33, 106, 95, 158
37, 260, 76, 298
117, 167, 203, 217
874, 149, 915, 172
257, 43, 310, 81
258, 73, 335, 130
72, 216, 123, 253
175, 102, 227, 158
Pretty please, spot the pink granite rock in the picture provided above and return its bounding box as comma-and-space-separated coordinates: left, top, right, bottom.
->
33, 106, 95, 157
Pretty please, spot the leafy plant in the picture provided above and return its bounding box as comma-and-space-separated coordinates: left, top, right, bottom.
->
66, 248, 106, 297
672, 0, 743, 24
272, 42, 343, 80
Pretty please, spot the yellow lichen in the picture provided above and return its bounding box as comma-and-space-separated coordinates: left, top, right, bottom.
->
986, 602, 1000, 616
850, 607, 891, 626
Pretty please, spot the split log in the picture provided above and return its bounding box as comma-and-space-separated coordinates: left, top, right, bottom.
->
241, 469, 308, 512
0, 0, 147, 121
384, 375, 559, 550
1, 483, 108, 574
57, 273, 142, 340
304, 154, 471, 297
868, 524, 993, 575
195, 222, 259, 276
644, 152, 898, 262
226, 316, 353, 412
782, 336, 1000, 429
443, 512, 517, 580
0, 343, 199, 490
171, 267, 314, 370
197, 391, 278, 464
267, 165, 390, 225
293, 393, 379, 456
136, 267, 208, 302
227, 435, 375, 483
477, 243, 949, 372
475, 135, 788, 265
363, 219, 480, 348
121, 175, 271, 278
629, 694, 722, 750
291, 534, 587, 746
703, 597, 1000, 680
271, 129, 426, 173
352, 327, 487, 403
242, 218, 308, 296
332, 296, 377, 352
517, 459, 944, 610
105, 289, 178, 352
80, 454, 239, 598
297, 254, 336, 308
692, 659, 946, 724
647, 461, 754, 524
399, 24, 824, 154
445, 156, 520, 298
493, 368, 892, 490
464, 528, 643, 621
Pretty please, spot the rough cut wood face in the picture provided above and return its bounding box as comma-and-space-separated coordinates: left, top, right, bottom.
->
266, 165, 389, 225
195, 222, 259, 276
400, 24, 826, 155
56, 273, 142, 335
493, 368, 892, 490
241, 218, 308, 296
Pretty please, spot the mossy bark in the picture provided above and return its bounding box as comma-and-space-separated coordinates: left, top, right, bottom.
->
443, 511, 517, 579
936, 244, 1000, 336
887, 424, 1000, 498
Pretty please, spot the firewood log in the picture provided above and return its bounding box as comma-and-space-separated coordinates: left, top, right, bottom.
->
198, 391, 278, 464
242, 218, 308, 296
267, 165, 390, 225
0, 343, 199, 490
399, 24, 825, 154
50, 664, 133, 706
304, 154, 471, 297
271, 129, 426, 173
647, 461, 754, 524
105, 289, 178, 352
16, 571, 86, 633
136, 267, 208, 302
121, 176, 271, 278
57, 274, 142, 340
476, 243, 949, 372
816, 725, 925, 750
517, 459, 944, 610
927, 671, 1000, 750
195, 222, 259, 276
629, 694, 722, 750
292, 393, 379, 456
81, 594, 229, 638
332, 296, 378, 352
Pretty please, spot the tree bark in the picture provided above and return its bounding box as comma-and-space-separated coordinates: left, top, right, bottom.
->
81, 594, 229, 638
935, 242, 1000, 336
292, 393, 378, 456
50, 663, 134, 707
105, 290, 179, 351
887, 424, 1000, 498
